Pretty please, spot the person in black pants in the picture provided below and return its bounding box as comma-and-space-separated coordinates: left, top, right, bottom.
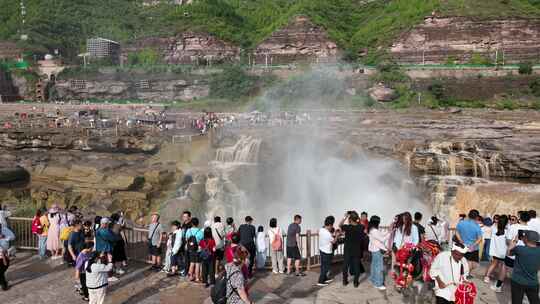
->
200, 227, 216, 288
0, 248, 9, 291
509, 230, 540, 304
339, 211, 367, 287
317, 216, 336, 286
238, 216, 256, 277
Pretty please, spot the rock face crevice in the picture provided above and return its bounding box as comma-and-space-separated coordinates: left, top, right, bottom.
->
253, 16, 339, 65
391, 17, 540, 64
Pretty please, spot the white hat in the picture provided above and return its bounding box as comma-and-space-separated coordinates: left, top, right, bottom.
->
452, 243, 468, 254
100, 217, 111, 225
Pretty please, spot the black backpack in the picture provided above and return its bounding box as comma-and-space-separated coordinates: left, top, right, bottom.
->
187, 229, 200, 252
211, 269, 240, 304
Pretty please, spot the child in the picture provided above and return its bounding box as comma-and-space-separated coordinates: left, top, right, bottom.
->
75, 242, 94, 301
256, 225, 267, 269
163, 227, 175, 274
0, 247, 9, 291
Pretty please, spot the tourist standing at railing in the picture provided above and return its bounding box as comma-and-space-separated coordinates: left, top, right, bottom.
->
287, 215, 305, 277
413, 212, 426, 243
0, 247, 9, 291
147, 213, 164, 271
256, 225, 266, 270
339, 211, 368, 287
225, 217, 237, 242
200, 227, 216, 288
95, 217, 119, 283
455, 209, 483, 275
267, 218, 285, 274
360, 212, 368, 234
47, 206, 62, 260
238, 216, 257, 277
67, 220, 85, 267
426, 216, 444, 246
211, 216, 225, 274
318, 216, 336, 286
35, 209, 49, 259
168, 220, 183, 276
393, 212, 419, 250
368, 215, 389, 291
180, 211, 193, 276
485, 215, 508, 292
0, 205, 11, 229
110, 213, 127, 274
186, 217, 204, 282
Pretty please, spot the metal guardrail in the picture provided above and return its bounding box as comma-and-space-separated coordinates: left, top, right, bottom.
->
6, 217, 455, 269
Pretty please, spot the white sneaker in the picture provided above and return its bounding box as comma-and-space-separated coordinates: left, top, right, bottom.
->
117, 269, 126, 275
272, 271, 279, 274
317, 283, 329, 287
108, 276, 119, 282
377, 286, 387, 291
325, 279, 334, 284
490, 284, 502, 293
483, 276, 490, 283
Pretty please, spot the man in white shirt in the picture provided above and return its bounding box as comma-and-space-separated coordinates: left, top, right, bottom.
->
430, 243, 470, 304
505, 211, 535, 269
318, 216, 335, 286
528, 210, 540, 237
211, 216, 226, 269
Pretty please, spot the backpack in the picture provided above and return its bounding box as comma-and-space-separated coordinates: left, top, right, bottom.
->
60, 226, 73, 241
32, 217, 43, 235
211, 269, 240, 304
271, 229, 282, 251
187, 229, 200, 252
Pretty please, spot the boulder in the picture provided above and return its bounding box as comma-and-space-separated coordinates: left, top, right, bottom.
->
368, 84, 397, 102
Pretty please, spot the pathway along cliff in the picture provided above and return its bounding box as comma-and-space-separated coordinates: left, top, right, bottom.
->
0, 106, 539, 226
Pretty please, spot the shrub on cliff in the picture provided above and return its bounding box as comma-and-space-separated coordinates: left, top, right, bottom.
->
209, 65, 258, 99
530, 78, 540, 96
519, 62, 534, 75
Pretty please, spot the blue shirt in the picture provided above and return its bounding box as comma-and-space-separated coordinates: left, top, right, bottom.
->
185, 227, 204, 243
95, 228, 117, 253
456, 219, 482, 250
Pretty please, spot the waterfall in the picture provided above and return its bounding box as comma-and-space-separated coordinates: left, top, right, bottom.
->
215, 135, 261, 163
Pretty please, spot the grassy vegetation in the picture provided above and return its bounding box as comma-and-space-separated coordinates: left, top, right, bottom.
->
3, 0, 540, 64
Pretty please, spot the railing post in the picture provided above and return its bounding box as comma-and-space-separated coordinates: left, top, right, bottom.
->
306, 230, 311, 270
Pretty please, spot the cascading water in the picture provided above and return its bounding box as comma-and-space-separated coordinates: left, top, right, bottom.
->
215, 136, 261, 163
205, 136, 261, 221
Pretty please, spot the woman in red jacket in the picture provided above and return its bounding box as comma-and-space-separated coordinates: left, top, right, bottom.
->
199, 227, 216, 288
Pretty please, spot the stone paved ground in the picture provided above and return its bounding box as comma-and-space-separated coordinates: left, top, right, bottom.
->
3, 252, 515, 304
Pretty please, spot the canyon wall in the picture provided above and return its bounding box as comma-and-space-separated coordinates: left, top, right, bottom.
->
391, 17, 540, 64
253, 16, 339, 65
55, 73, 209, 102
121, 32, 241, 65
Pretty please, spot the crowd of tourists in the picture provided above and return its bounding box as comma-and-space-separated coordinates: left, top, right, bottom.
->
2, 206, 540, 304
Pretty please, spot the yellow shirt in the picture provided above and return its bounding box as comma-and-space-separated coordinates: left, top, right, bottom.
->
40, 215, 49, 236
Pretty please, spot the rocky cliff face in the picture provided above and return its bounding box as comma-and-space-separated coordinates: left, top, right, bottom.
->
0, 128, 188, 220
55, 77, 209, 102
253, 16, 339, 65
391, 17, 540, 64
121, 32, 241, 65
